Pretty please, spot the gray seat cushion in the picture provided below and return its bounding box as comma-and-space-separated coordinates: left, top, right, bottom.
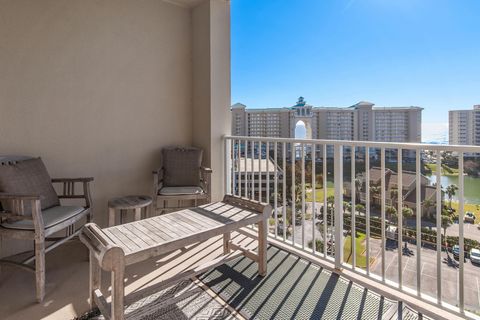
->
159, 186, 204, 196
162, 147, 203, 187
1, 205, 86, 230
0, 157, 60, 211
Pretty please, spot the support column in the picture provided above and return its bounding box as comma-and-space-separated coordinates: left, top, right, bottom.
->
192, 0, 231, 201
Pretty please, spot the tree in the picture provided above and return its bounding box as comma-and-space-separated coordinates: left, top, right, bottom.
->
315, 174, 324, 189
308, 239, 324, 253
370, 185, 381, 206
401, 207, 414, 249
343, 201, 352, 213
445, 184, 458, 208
390, 188, 399, 208
441, 206, 455, 239
327, 195, 335, 210
386, 206, 397, 223
355, 204, 365, 214
423, 199, 434, 218
354, 177, 363, 198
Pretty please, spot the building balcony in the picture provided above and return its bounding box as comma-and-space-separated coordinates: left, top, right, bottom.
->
225, 135, 480, 320
0, 0, 478, 320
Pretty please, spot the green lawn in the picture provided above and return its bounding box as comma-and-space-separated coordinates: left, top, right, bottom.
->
451, 201, 480, 224
305, 186, 335, 202
426, 163, 459, 176
343, 232, 372, 268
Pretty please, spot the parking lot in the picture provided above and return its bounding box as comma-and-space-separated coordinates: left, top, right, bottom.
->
369, 238, 480, 313
291, 218, 480, 314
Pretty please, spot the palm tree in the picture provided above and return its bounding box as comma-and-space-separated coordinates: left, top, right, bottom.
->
445, 184, 458, 208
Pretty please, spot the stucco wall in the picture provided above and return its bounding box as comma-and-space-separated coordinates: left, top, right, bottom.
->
0, 0, 194, 255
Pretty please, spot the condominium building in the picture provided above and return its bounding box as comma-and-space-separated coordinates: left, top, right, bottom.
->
449, 105, 480, 145
232, 97, 423, 143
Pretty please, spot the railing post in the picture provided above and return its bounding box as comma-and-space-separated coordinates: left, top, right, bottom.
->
225, 138, 232, 195
334, 144, 344, 270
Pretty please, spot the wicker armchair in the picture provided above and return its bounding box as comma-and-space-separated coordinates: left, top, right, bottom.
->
0, 156, 93, 302
152, 147, 211, 214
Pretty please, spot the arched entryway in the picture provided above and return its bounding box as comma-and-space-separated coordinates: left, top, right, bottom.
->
294, 119, 312, 139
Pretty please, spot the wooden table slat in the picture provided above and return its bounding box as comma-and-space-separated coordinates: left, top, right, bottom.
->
107, 228, 141, 251
137, 220, 172, 242
116, 225, 150, 248
161, 215, 199, 234
180, 211, 220, 228
131, 221, 167, 243
124, 224, 158, 246
147, 217, 183, 238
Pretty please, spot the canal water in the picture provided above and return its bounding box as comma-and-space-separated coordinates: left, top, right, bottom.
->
428, 175, 480, 204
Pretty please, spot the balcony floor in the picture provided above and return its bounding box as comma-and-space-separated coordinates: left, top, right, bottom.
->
0, 231, 431, 320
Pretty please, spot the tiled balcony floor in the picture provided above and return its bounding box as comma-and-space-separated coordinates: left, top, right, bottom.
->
0, 231, 441, 320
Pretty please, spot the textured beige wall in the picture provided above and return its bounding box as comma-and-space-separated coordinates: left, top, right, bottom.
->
0, 0, 194, 254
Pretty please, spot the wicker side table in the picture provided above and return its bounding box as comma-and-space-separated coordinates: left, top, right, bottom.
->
108, 195, 152, 227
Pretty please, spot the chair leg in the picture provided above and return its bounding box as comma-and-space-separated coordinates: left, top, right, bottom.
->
35, 238, 46, 302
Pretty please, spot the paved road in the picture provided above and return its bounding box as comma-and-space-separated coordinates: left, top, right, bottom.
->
447, 222, 480, 242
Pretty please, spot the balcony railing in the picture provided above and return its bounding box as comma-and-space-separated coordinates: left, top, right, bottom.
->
224, 135, 480, 319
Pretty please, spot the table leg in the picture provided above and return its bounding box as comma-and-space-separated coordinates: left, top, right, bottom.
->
89, 251, 101, 309
111, 266, 125, 320
223, 233, 231, 254
258, 219, 268, 276
134, 207, 142, 221
109, 208, 116, 227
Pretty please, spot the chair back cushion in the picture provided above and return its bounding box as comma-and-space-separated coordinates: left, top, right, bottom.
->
0, 157, 60, 211
162, 147, 203, 187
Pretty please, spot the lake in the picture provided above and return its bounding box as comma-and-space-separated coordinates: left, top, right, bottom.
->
428, 175, 480, 204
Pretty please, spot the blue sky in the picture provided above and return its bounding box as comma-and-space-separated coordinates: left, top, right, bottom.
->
231, 0, 480, 142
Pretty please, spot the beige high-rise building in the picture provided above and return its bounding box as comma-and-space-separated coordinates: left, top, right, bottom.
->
232, 97, 423, 143
449, 105, 480, 145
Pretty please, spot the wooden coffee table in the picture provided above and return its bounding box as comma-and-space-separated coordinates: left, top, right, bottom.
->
80, 195, 270, 320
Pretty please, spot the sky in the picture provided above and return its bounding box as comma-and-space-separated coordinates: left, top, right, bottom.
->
231, 0, 480, 143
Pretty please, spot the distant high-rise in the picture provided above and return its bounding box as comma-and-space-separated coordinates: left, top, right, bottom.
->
449, 105, 480, 145
231, 97, 423, 143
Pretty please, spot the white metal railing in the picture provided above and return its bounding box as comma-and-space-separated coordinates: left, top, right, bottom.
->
224, 135, 480, 319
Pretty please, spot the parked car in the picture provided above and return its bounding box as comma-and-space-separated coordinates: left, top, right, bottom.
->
464, 212, 476, 223
470, 248, 480, 265
452, 245, 460, 260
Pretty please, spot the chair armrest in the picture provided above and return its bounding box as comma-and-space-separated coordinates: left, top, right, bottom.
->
152, 168, 164, 179
0, 193, 41, 201
152, 168, 164, 198
51, 177, 94, 183
51, 177, 94, 209
199, 167, 212, 202
0, 193, 43, 227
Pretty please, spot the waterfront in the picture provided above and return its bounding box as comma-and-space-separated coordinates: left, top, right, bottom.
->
428, 174, 480, 204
